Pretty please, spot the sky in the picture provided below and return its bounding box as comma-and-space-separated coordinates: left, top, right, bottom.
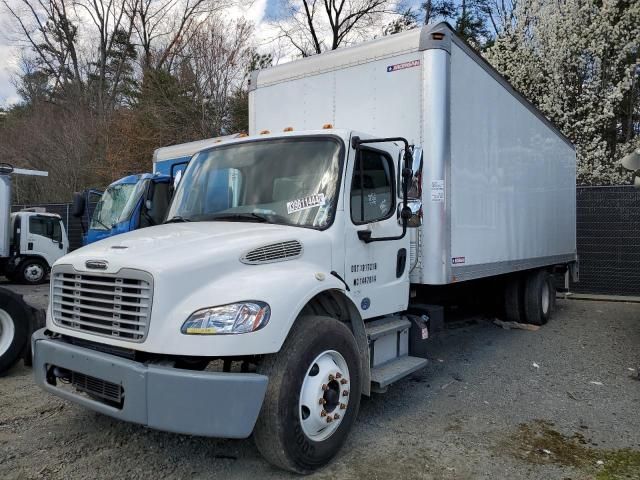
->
0, 0, 412, 107
0, 0, 277, 108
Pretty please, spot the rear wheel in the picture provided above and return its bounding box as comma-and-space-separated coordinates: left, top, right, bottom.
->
524, 270, 555, 325
17, 258, 47, 285
0, 291, 30, 375
254, 316, 362, 473
504, 275, 525, 322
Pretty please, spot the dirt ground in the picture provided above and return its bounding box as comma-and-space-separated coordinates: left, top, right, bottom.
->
1, 291, 639, 479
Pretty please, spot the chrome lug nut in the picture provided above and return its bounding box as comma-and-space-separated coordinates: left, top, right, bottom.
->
326, 416, 333, 423
328, 374, 334, 381
342, 390, 349, 397
340, 403, 346, 410
334, 413, 340, 420
335, 372, 342, 379
320, 410, 327, 417
340, 378, 348, 384
322, 384, 329, 391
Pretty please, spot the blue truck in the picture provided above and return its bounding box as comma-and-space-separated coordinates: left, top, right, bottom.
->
74, 135, 237, 245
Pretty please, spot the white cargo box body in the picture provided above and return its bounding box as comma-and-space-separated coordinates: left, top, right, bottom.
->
249, 23, 576, 285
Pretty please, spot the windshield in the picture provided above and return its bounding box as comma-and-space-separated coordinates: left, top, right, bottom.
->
166, 138, 343, 229
90, 181, 144, 230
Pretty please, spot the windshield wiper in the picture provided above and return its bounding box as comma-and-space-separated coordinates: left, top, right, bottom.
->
93, 219, 112, 230
164, 215, 191, 224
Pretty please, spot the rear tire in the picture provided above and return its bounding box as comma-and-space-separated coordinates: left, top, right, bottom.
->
17, 258, 48, 285
254, 316, 362, 474
524, 270, 554, 325
504, 275, 525, 322
0, 290, 30, 375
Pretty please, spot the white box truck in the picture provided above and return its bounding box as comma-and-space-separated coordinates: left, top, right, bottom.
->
32, 23, 576, 473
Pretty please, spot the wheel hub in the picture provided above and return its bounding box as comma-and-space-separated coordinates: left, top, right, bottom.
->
299, 350, 350, 441
25, 264, 44, 282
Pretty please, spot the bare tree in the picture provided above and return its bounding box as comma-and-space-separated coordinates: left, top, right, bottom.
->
134, 0, 227, 70
274, 0, 392, 57
181, 17, 253, 134
73, 0, 139, 114
2, 0, 83, 99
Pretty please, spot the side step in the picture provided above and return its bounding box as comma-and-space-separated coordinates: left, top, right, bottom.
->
371, 356, 428, 390
365, 316, 411, 340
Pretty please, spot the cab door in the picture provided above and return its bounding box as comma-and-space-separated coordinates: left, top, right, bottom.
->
344, 138, 411, 319
25, 215, 67, 266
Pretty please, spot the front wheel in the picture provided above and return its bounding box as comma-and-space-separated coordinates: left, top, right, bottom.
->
17, 258, 48, 285
254, 316, 362, 473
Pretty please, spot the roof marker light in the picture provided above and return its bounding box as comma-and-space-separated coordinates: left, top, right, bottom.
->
283, 127, 294, 132
323, 124, 333, 129
260, 130, 270, 135
238, 132, 248, 137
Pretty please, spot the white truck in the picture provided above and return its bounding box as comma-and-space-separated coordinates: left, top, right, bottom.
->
32, 23, 577, 473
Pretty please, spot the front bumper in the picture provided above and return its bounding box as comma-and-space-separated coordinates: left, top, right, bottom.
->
32, 329, 268, 438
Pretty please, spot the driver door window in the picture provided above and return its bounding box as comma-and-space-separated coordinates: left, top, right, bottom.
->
29, 216, 61, 242
350, 149, 395, 224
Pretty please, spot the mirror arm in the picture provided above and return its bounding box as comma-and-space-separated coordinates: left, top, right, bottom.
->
351, 136, 413, 244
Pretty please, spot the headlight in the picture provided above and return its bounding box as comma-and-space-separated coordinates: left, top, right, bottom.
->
181, 301, 270, 335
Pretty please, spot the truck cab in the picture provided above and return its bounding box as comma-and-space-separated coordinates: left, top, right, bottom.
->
5, 211, 69, 284
84, 173, 171, 244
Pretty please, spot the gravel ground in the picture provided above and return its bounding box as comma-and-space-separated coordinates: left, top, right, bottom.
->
0, 290, 639, 479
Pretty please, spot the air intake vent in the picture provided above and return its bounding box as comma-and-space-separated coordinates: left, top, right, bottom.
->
241, 240, 303, 265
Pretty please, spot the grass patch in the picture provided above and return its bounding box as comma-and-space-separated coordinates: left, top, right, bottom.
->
503, 419, 640, 479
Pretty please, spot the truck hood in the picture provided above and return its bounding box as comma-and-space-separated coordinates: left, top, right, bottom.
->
56, 222, 331, 276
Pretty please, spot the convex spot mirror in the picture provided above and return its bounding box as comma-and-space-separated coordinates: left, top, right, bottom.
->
397, 199, 422, 228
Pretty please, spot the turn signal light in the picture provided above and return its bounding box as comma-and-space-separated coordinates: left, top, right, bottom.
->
432, 32, 445, 40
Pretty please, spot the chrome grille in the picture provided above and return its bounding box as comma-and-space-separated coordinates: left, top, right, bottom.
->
52, 267, 153, 342
241, 240, 303, 265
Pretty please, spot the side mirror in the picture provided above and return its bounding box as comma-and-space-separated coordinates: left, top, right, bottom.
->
408, 147, 423, 199
397, 199, 422, 228
71, 192, 86, 217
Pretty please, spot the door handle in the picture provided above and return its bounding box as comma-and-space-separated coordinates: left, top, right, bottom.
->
396, 248, 407, 278
357, 230, 372, 242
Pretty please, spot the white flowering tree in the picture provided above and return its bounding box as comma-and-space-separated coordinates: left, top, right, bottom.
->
485, 0, 640, 185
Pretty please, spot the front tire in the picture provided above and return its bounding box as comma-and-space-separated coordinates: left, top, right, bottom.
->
17, 258, 48, 285
254, 316, 362, 474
